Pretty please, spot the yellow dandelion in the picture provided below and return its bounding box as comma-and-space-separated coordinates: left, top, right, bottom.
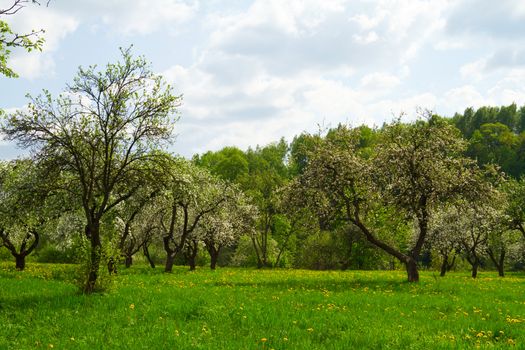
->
261, 338, 268, 342
129, 303, 135, 310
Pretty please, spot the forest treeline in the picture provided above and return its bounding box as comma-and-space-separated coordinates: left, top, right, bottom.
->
452, 104, 525, 178
2, 50, 525, 292
192, 104, 525, 279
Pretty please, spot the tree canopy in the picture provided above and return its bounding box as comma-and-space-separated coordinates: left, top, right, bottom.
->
1, 47, 181, 292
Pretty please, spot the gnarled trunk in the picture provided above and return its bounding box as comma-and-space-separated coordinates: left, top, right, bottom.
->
210, 247, 219, 270
205, 242, 221, 270
188, 256, 196, 271
15, 254, 25, 271
84, 222, 102, 294
350, 213, 418, 282
0, 229, 40, 272
465, 249, 480, 279
471, 261, 479, 278
125, 255, 133, 268
439, 253, 456, 277
405, 258, 419, 282
487, 247, 505, 277
210, 252, 219, 270
440, 254, 448, 277
186, 240, 198, 271
496, 264, 504, 277
165, 254, 175, 273
143, 244, 155, 268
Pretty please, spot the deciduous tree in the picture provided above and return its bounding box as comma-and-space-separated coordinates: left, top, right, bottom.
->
297, 115, 488, 282
196, 188, 257, 269
374, 114, 489, 281
159, 159, 229, 272
0, 159, 54, 270
2, 48, 180, 292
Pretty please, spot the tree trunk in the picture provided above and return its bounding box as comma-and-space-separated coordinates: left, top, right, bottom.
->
261, 254, 268, 268
251, 236, 263, 269
209, 247, 220, 270
188, 256, 196, 271
15, 254, 25, 271
210, 253, 218, 270
125, 255, 133, 268
187, 241, 198, 271
405, 259, 419, 282
498, 249, 505, 277
107, 257, 117, 275
487, 248, 505, 277
143, 244, 155, 268
350, 214, 414, 279
165, 254, 175, 273
341, 232, 354, 271
471, 261, 479, 278
84, 222, 102, 294
447, 254, 456, 272
275, 248, 285, 268
1, 230, 39, 272
440, 254, 448, 277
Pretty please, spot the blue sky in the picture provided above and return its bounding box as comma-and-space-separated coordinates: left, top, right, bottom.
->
1, 0, 525, 158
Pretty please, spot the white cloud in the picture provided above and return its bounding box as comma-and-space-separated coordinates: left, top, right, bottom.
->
360, 73, 401, 90
349, 13, 384, 31
434, 39, 466, 50
441, 85, 486, 114
99, 0, 198, 36
6, 6, 78, 51
371, 93, 439, 122
486, 70, 525, 106
9, 53, 55, 80
460, 59, 487, 81
438, 72, 525, 117
352, 31, 379, 44
445, 0, 525, 40
5, 0, 525, 157
6, 5, 78, 79
158, 0, 470, 155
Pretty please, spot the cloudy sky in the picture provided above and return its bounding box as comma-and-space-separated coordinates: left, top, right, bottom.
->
1, 0, 525, 158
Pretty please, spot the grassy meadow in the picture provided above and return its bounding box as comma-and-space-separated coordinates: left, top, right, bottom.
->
1, 263, 525, 349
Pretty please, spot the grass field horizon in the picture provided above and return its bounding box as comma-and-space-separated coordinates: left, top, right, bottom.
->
1, 263, 525, 349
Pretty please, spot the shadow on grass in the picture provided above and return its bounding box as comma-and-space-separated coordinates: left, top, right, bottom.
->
211, 278, 415, 292
208, 270, 525, 292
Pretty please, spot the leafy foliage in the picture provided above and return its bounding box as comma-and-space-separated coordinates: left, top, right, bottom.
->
1, 47, 181, 292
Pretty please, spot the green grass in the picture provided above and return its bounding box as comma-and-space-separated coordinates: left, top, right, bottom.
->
1, 263, 525, 349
